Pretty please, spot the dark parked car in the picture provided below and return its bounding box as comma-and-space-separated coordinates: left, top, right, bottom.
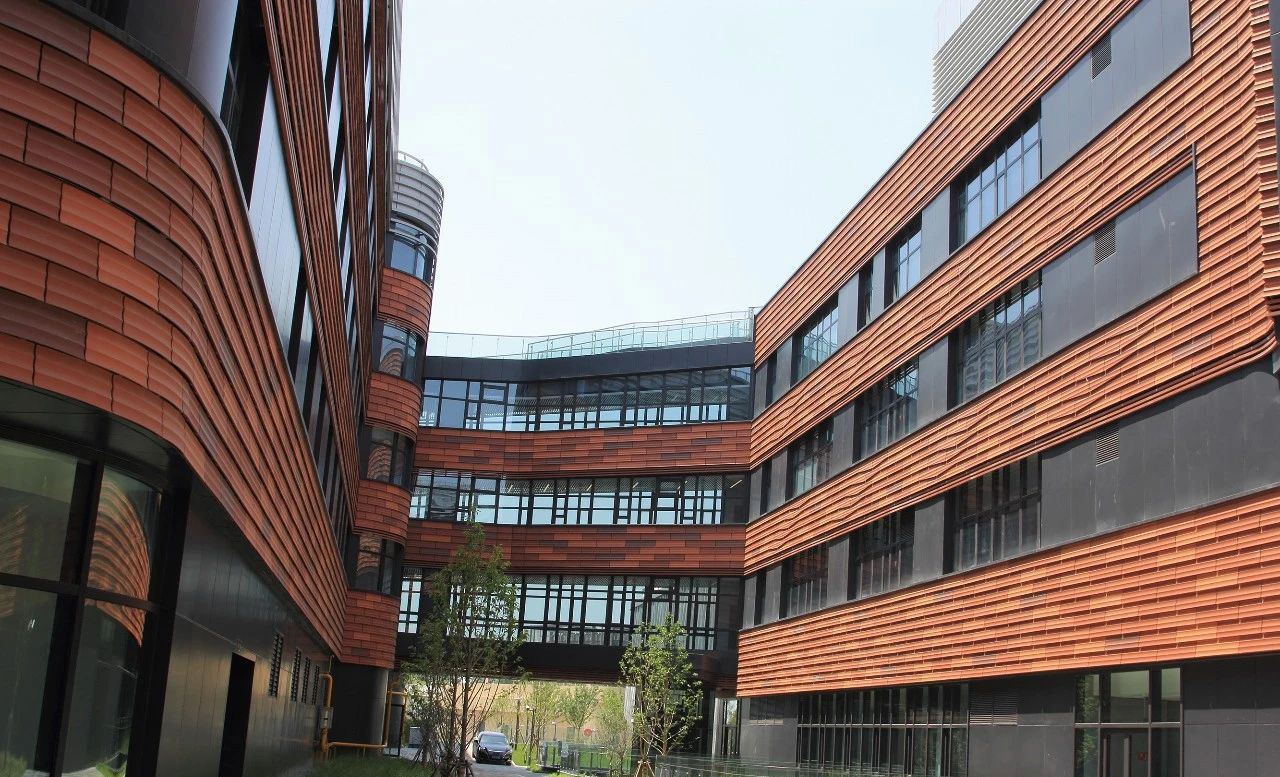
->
474, 731, 513, 764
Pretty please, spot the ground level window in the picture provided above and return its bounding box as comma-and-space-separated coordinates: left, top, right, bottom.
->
1074, 668, 1181, 777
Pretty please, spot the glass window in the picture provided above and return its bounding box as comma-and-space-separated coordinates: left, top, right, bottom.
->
850, 510, 914, 599
419, 368, 752, 431
952, 109, 1041, 249
87, 469, 162, 602
788, 420, 834, 499
948, 455, 1040, 572
385, 221, 437, 284
0, 585, 58, 773
1074, 668, 1181, 777
886, 221, 923, 306
411, 471, 747, 526
858, 362, 918, 458
856, 262, 875, 330
398, 567, 425, 634
782, 545, 827, 618
349, 534, 401, 595
64, 599, 145, 775
373, 320, 424, 385
793, 299, 839, 383
951, 274, 1042, 406
362, 427, 414, 488
0, 438, 80, 581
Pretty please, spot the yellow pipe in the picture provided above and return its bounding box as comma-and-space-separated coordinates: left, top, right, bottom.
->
319, 669, 407, 758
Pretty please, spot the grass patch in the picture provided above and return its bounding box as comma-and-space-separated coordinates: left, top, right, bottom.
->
313, 754, 433, 776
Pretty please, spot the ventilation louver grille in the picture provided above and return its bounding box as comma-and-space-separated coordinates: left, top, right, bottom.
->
268, 633, 284, 697
970, 688, 1018, 725
1091, 34, 1112, 78
1094, 221, 1117, 263
1096, 431, 1120, 465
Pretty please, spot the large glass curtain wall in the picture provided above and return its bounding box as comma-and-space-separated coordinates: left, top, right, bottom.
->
421, 367, 752, 430
397, 570, 724, 652
795, 685, 969, 776
0, 435, 170, 777
411, 471, 748, 525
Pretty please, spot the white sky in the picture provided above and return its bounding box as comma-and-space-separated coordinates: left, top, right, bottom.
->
398, 0, 939, 336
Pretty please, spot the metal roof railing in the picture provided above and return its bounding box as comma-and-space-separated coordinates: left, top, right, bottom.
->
427, 309, 756, 360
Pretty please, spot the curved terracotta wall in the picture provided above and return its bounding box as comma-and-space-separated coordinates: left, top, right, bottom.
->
379, 266, 432, 337
0, 5, 348, 647
341, 589, 399, 669
416, 422, 751, 477
366, 370, 422, 437
354, 479, 411, 544
405, 521, 745, 576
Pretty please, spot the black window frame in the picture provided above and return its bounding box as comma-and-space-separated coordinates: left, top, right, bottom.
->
787, 420, 834, 499
781, 544, 827, 618
949, 273, 1042, 407
361, 426, 414, 489
951, 106, 1042, 250
946, 454, 1041, 573
857, 361, 919, 459
372, 320, 425, 386
884, 219, 922, 307
347, 534, 402, 595
792, 298, 840, 384
849, 510, 914, 600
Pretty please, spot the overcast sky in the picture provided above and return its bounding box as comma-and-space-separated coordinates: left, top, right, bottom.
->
398, 0, 940, 337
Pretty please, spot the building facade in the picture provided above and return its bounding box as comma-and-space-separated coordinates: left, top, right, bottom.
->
4, 0, 1280, 776
0, 0, 428, 775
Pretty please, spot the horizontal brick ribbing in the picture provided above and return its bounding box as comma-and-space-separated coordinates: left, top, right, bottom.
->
417, 422, 751, 477
340, 589, 399, 669
738, 487, 1280, 696
405, 521, 746, 576
379, 267, 432, 338
354, 479, 411, 543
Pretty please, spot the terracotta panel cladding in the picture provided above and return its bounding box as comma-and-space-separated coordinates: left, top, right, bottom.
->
354, 479, 411, 544
378, 267, 433, 337
405, 522, 745, 576
366, 370, 423, 437
340, 589, 399, 669
745, 0, 1280, 573
0, 2, 373, 651
739, 487, 1280, 696
417, 422, 752, 477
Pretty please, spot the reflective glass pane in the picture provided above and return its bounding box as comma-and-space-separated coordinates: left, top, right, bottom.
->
1107, 670, 1148, 723
63, 600, 144, 776
0, 438, 79, 580
0, 584, 57, 775
88, 469, 161, 602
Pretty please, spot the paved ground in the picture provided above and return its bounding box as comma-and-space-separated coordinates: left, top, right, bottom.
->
471, 761, 529, 777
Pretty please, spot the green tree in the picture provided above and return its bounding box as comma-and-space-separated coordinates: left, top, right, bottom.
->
401, 523, 524, 777
595, 685, 633, 777
620, 617, 702, 777
558, 684, 600, 741
520, 680, 562, 766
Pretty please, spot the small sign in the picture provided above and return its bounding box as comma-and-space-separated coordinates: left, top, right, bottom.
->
320, 708, 333, 730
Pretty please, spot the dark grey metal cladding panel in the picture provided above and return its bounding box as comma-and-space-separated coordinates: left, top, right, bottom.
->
752, 360, 770, 417
1139, 396, 1177, 521
1239, 366, 1280, 498
1095, 217, 1143, 329
424, 341, 755, 382
762, 566, 783, 625
1040, 242, 1092, 358
157, 492, 328, 777
836, 273, 860, 346
916, 338, 949, 427
1161, 0, 1192, 73
867, 249, 887, 322
825, 537, 849, 609
119, 0, 239, 110
766, 451, 789, 512
1040, 429, 1097, 547
1163, 167, 1199, 286
911, 496, 946, 584
741, 576, 757, 628
1039, 64, 1076, 177
830, 403, 857, 472
772, 339, 794, 399
716, 577, 742, 635
748, 465, 765, 522
1093, 424, 1123, 533
920, 189, 951, 279
1172, 378, 1214, 511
